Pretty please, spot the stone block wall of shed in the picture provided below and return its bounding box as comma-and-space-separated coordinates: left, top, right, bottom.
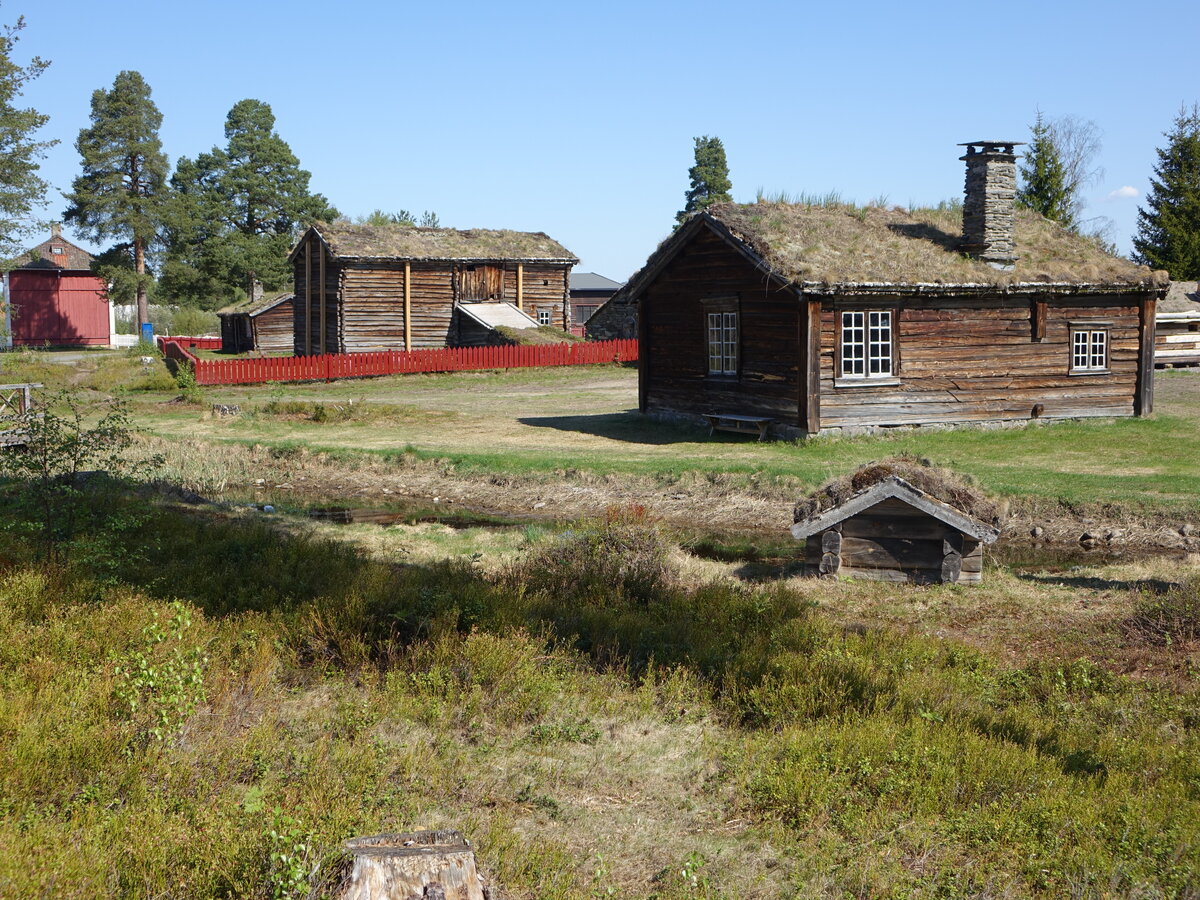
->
642, 228, 803, 424
817, 293, 1144, 430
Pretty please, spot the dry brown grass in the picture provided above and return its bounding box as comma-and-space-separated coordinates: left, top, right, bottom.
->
313, 221, 577, 261
793, 455, 1005, 527
711, 201, 1164, 286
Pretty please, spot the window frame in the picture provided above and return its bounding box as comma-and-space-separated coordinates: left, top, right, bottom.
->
536, 308, 552, 326
1069, 323, 1111, 375
701, 296, 739, 378
835, 305, 899, 387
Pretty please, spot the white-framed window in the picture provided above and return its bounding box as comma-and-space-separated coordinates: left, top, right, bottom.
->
706, 310, 738, 375
1071, 329, 1108, 372
537, 309, 552, 326
840, 309, 893, 378
50, 246, 64, 255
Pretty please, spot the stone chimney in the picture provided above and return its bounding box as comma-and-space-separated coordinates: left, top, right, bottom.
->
50, 222, 61, 238
959, 140, 1022, 269
248, 272, 263, 305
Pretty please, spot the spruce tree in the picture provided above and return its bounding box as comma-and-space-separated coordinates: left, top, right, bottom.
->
677, 135, 732, 223
1132, 104, 1200, 280
1017, 113, 1073, 227
0, 10, 54, 257
64, 71, 170, 328
162, 99, 337, 307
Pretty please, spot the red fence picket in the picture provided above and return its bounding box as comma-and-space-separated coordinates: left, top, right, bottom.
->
156, 338, 639, 386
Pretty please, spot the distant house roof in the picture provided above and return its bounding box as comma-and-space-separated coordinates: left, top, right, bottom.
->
456, 302, 539, 330
217, 291, 294, 318
291, 222, 578, 264
616, 203, 1166, 303
11, 230, 95, 272
570, 272, 623, 292
1160, 281, 1200, 314
790, 475, 1001, 544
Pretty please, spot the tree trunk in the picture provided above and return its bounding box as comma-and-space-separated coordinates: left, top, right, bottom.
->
339, 831, 487, 900
134, 237, 149, 329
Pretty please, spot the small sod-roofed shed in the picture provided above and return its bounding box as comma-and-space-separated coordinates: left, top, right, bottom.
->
1155, 281, 1200, 367
614, 141, 1169, 436
791, 472, 1001, 585
289, 222, 578, 355
217, 291, 295, 353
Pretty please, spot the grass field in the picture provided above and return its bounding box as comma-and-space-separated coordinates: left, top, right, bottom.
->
4, 347, 1198, 514
2, 348, 1200, 897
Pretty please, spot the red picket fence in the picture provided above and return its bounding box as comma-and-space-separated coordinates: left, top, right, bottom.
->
160, 335, 222, 351
158, 337, 638, 386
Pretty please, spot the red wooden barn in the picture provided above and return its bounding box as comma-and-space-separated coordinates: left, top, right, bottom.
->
4, 225, 111, 347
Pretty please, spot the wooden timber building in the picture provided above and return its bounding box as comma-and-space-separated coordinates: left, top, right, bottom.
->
217, 290, 295, 354
1156, 281, 1200, 367
791, 475, 1001, 585
612, 141, 1169, 437
289, 223, 577, 354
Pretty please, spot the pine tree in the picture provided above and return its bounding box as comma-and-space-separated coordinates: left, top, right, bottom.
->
64, 71, 170, 328
162, 99, 337, 307
0, 9, 54, 257
677, 135, 732, 223
1017, 113, 1073, 227
1132, 104, 1200, 280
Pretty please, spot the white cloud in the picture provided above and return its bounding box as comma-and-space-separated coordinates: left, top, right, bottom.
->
1106, 186, 1139, 200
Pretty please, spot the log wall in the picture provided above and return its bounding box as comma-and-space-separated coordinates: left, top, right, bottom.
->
803, 498, 985, 585
253, 298, 295, 353
816, 293, 1145, 429
294, 254, 572, 353
1155, 313, 1200, 367
293, 237, 340, 355
641, 228, 802, 423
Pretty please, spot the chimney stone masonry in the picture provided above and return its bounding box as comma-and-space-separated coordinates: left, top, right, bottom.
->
959, 141, 1022, 270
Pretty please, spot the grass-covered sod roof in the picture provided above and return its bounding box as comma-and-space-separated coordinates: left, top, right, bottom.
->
705, 201, 1165, 288
300, 222, 578, 263
794, 455, 1006, 528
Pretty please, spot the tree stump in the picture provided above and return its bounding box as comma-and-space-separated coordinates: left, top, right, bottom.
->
339, 830, 486, 900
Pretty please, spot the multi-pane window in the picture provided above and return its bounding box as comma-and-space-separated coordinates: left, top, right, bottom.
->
707, 311, 738, 375
1071, 329, 1108, 372
841, 310, 893, 378
537, 309, 552, 326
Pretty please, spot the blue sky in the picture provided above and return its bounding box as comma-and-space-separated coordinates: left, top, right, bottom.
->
16, 0, 1200, 282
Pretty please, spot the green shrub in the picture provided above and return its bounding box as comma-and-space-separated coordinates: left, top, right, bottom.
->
171, 307, 219, 337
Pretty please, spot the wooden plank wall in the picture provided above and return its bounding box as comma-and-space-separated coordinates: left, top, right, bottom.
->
254, 299, 295, 353
300, 260, 574, 353
803, 499, 984, 585
642, 228, 802, 422
292, 238, 340, 355
817, 294, 1144, 428
510, 264, 570, 328
1155, 315, 1200, 367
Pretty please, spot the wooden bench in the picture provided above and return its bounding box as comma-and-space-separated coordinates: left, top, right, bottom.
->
703, 413, 773, 441
0, 383, 41, 448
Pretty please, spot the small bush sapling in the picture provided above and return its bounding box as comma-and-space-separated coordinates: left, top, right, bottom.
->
0, 390, 159, 561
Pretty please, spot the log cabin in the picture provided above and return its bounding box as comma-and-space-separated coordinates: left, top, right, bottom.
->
3, 225, 113, 348
613, 141, 1170, 437
288, 222, 577, 354
217, 291, 295, 353
1156, 281, 1200, 367
791, 475, 1001, 585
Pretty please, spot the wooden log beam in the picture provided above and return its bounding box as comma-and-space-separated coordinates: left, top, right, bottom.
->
319, 243, 327, 356
1136, 295, 1156, 416
304, 236, 312, 356
404, 261, 412, 352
